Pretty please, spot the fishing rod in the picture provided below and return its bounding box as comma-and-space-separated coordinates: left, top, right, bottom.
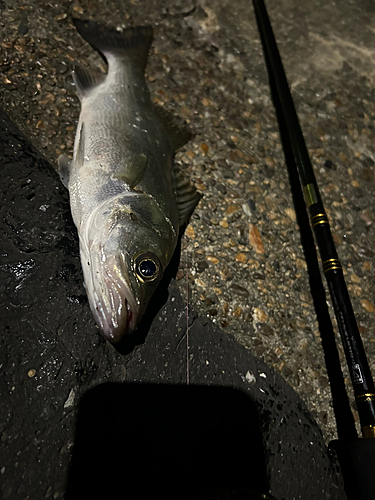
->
252, 0, 375, 498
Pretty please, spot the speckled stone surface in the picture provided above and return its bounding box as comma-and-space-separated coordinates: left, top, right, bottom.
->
0, 109, 346, 499
1, 0, 375, 446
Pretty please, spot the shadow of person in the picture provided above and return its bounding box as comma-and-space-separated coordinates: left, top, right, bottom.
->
65, 383, 272, 499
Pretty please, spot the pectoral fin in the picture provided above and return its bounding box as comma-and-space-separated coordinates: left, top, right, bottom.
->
75, 123, 85, 167
114, 154, 148, 188
57, 155, 71, 188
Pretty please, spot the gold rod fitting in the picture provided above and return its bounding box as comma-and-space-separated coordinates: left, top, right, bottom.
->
362, 425, 375, 439
356, 393, 375, 400
322, 258, 342, 274
311, 213, 329, 227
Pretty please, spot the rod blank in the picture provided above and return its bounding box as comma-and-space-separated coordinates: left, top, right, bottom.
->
252, 0, 375, 438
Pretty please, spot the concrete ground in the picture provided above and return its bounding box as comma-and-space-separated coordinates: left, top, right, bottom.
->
1, 0, 375, 497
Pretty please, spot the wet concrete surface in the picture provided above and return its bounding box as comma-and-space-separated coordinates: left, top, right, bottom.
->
1, 0, 375, 498
0, 108, 345, 499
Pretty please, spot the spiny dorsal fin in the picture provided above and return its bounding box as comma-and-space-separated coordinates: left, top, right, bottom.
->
72, 18, 153, 71
173, 166, 201, 226
72, 64, 106, 100
57, 154, 71, 189
114, 154, 148, 188
155, 105, 193, 152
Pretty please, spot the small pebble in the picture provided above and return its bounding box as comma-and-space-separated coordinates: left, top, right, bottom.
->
247, 199, 256, 211
350, 273, 361, 284
360, 210, 372, 226
248, 224, 265, 254
230, 283, 249, 298
254, 308, 268, 322
185, 225, 195, 240
265, 156, 275, 168
258, 323, 274, 336
195, 278, 206, 288
28, 369, 36, 378
362, 167, 374, 181
282, 365, 293, 377
206, 255, 219, 264
252, 272, 265, 280
361, 299, 375, 313
175, 270, 184, 281
196, 260, 208, 273
222, 302, 229, 316
220, 219, 229, 228
324, 159, 335, 170
54, 13, 67, 20
285, 208, 296, 221
217, 184, 227, 194
362, 261, 371, 272
296, 258, 307, 270
200, 143, 209, 155
56, 63, 68, 74
235, 252, 247, 263
18, 24, 29, 35
208, 200, 217, 211
40, 93, 55, 105
73, 5, 84, 13
232, 306, 242, 318
225, 204, 240, 216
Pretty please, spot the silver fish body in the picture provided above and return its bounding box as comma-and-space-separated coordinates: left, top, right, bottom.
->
59, 20, 200, 342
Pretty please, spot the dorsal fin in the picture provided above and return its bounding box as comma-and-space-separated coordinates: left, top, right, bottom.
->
72, 18, 153, 71
155, 105, 193, 152
72, 64, 106, 100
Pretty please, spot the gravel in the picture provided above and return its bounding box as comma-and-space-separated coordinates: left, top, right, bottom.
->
1, 0, 375, 446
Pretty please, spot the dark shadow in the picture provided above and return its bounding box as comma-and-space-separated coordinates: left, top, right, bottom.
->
65, 383, 271, 500
113, 234, 183, 355
254, 8, 357, 441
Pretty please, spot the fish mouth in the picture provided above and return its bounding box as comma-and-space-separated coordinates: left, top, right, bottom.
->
89, 257, 138, 343
93, 293, 135, 343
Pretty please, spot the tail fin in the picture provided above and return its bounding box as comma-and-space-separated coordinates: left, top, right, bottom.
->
72, 19, 153, 71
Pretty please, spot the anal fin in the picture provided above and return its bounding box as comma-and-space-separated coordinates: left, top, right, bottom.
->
155, 105, 192, 152
173, 167, 201, 226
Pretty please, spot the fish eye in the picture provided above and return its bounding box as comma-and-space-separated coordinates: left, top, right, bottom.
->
134, 253, 161, 283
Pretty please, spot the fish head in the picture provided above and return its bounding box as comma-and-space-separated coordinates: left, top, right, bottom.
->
81, 197, 175, 343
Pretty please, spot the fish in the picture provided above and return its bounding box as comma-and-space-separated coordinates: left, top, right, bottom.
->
58, 19, 200, 343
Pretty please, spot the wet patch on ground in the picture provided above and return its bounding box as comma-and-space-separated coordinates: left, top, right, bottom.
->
0, 108, 345, 500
